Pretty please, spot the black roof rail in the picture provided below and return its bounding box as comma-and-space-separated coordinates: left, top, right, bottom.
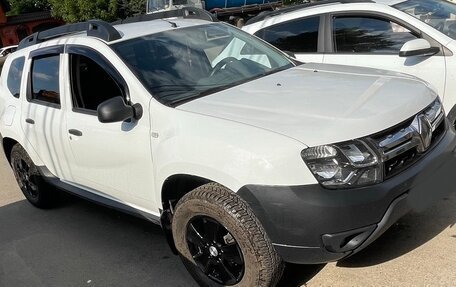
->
112, 7, 218, 25
18, 20, 121, 51
246, 0, 374, 25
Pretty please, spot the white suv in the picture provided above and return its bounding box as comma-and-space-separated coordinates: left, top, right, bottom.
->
243, 0, 456, 125
0, 8, 455, 287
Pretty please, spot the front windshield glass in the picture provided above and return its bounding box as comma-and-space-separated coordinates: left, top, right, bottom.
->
394, 0, 456, 39
113, 23, 293, 105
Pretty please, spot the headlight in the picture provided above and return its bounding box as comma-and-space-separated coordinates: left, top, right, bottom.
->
301, 140, 382, 189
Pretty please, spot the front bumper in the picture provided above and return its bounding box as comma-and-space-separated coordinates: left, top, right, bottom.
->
237, 123, 456, 264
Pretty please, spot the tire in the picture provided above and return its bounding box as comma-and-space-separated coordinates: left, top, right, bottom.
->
172, 183, 283, 287
10, 144, 58, 209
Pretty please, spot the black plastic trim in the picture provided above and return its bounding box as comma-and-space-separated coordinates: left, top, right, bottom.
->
29, 45, 64, 58
37, 166, 161, 224
18, 20, 121, 51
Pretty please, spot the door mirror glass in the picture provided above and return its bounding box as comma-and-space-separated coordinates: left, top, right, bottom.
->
399, 39, 440, 57
97, 96, 135, 123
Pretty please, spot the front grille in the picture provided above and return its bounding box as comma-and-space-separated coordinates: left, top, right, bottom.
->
370, 111, 446, 179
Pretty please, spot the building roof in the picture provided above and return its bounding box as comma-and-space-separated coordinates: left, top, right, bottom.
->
6, 11, 54, 25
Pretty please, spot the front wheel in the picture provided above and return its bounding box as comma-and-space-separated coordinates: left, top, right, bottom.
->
172, 183, 283, 287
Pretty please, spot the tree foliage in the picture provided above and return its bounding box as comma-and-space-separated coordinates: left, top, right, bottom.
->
7, 0, 51, 15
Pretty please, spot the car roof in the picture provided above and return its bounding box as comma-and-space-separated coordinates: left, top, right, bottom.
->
373, 0, 406, 5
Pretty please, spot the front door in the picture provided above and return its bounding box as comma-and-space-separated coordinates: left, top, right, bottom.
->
61, 45, 156, 212
323, 14, 446, 99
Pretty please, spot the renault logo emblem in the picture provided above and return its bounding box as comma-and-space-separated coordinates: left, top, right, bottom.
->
411, 114, 433, 153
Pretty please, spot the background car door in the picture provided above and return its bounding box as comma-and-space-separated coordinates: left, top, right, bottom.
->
61, 46, 157, 212
323, 14, 447, 98
253, 15, 324, 63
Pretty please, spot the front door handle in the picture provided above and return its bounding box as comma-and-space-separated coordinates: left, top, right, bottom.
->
68, 129, 83, 136
25, 118, 35, 124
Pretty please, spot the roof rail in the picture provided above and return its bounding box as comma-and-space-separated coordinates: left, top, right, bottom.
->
18, 20, 121, 51
246, 0, 374, 25
112, 7, 218, 25
17, 8, 216, 51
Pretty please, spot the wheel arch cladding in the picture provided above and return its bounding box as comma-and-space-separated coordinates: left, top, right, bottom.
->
1, 137, 19, 164
160, 174, 212, 254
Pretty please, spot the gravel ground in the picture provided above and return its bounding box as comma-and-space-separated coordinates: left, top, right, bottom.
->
0, 153, 455, 286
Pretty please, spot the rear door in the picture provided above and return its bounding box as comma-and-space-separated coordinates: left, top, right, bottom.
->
323, 13, 446, 97
20, 46, 72, 179
253, 15, 324, 63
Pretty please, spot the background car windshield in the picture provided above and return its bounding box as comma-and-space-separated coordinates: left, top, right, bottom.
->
394, 0, 456, 39
112, 23, 293, 105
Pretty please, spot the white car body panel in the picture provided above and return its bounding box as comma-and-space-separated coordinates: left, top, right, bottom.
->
178, 63, 436, 147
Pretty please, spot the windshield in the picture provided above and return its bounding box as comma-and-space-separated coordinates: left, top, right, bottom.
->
394, 0, 456, 39
113, 23, 293, 106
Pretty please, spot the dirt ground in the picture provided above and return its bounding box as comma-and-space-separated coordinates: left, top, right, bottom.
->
0, 153, 455, 287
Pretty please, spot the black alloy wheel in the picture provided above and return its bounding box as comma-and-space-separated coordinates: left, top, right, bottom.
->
186, 216, 244, 285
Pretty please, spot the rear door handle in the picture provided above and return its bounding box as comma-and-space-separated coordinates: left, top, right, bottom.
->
25, 118, 35, 124
68, 129, 83, 136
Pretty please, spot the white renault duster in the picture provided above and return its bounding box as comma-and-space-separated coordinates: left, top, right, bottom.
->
0, 8, 455, 287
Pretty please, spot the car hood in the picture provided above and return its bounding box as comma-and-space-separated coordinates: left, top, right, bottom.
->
177, 63, 437, 147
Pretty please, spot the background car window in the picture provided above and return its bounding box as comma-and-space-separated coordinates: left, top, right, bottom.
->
254, 16, 320, 53
31, 55, 60, 105
394, 0, 456, 39
7, 56, 25, 98
70, 54, 124, 112
333, 16, 418, 53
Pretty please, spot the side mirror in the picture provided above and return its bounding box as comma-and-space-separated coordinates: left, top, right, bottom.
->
399, 39, 440, 57
97, 96, 142, 123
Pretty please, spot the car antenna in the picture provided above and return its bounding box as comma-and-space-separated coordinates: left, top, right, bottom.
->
162, 19, 178, 28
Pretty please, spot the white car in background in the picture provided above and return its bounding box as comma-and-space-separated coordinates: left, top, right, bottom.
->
243, 0, 456, 125
0, 45, 17, 57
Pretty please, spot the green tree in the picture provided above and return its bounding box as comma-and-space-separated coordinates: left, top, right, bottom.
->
48, 0, 118, 22
7, 0, 51, 16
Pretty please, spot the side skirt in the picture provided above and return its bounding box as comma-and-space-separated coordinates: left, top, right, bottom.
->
37, 166, 161, 225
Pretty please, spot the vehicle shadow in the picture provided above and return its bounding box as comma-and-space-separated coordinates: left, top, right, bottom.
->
0, 196, 196, 287
338, 191, 456, 268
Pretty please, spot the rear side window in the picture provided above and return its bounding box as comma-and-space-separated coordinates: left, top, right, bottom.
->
333, 16, 418, 53
254, 16, 320, 53
30, 55, 60, 105
7, 56, 25, 98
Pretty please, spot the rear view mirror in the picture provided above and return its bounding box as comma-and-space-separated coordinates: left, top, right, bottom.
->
399, 39, 440, 57
97, 96, 142, 123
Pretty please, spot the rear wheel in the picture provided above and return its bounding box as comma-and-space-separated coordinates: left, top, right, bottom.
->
172, 183, 283, 287
10, 144, 58, 208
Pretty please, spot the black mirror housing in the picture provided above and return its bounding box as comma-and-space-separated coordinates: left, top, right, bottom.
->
97, 96, 135, 123
399, 47, 440, 58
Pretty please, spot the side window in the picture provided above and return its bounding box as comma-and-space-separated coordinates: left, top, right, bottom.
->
7, 56, 25, 98
31, 55, 60, 105
333, 16, 419, 54
70, 54, 124, 112
254, 16, 320, 53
